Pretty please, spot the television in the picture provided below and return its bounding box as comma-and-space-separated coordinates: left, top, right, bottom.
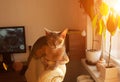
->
0, 26, 26, 54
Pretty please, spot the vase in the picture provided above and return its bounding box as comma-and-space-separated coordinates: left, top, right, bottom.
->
100, 64, 119, 82
86, 49, 101, 65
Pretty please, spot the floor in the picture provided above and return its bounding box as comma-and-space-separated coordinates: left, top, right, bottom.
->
0, 59, 90, 82
63, 59, 90, 82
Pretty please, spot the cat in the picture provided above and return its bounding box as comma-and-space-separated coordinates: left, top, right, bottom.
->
27, 28, 69, 70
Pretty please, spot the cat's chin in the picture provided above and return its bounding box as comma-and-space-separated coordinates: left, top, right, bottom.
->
49, 46, 62, 49
48, 46, 56, 49
51, 46, 59, 49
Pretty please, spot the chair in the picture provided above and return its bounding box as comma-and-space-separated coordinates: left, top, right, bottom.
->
25, 56, 66, 82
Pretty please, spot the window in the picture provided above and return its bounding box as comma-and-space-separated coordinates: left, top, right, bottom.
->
103, 0, 120, 65
105, 29, 120, 63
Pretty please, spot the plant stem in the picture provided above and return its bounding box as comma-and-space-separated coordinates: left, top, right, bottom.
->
108, 35, 112, 67
100, 33, 104, 60
92, 26, 94, 50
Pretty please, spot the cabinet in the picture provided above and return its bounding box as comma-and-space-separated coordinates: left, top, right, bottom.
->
0, 71, 26, 82
66, 29, 86, 60
0, 60, 26, 82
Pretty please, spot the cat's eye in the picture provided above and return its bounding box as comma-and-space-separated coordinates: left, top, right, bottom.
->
55, 39, 63, 45
47, 34, 64, 48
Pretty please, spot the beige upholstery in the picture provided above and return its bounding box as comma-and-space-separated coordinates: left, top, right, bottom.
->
25, 57, 66, 82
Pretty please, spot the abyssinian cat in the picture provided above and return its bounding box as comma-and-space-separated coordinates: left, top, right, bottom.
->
27, 28, 69, 70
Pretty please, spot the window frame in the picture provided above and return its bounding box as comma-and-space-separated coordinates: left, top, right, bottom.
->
104, 29, 120, 66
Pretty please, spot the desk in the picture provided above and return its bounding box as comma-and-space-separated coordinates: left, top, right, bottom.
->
0, 71, 26, 82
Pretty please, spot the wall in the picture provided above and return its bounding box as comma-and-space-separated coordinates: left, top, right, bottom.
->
86, 16, 101, 50
0, 0, 87, 62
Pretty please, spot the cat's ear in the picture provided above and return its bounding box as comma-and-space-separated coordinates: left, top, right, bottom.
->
60, 28, 68, 39
44, 28, 51, 35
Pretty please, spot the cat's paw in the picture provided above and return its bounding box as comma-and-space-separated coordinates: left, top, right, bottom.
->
46, 66, 57, 70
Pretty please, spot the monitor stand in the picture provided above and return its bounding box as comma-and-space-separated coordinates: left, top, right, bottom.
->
0, 53, 13, 72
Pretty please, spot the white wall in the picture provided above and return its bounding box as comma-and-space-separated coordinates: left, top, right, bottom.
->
0, 0, 86, 62
86, 16, 92, 50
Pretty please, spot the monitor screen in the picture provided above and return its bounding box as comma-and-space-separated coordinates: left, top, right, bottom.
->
0, 26, 26, 53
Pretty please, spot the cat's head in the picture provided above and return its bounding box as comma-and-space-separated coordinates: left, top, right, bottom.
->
44, 28, 68, 49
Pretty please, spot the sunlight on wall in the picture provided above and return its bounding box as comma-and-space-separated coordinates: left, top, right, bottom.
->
0, 0, 86, 62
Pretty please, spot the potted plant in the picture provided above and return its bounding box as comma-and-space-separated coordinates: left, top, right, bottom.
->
80, 0, 120, 80
79, 0, 106, 65
97, 2, 120, 82
97, 5, 120, 67
106, 10, 118, 67
79, 0, 120, 65
99, 9, 120, 81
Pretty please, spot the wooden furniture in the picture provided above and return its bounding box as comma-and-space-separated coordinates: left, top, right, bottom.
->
0, 71, 26, 82
0, 61, 27, 82
65, 29, 86, 60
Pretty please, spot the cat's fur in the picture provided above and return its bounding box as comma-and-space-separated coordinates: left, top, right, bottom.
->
27, 28, 69, 70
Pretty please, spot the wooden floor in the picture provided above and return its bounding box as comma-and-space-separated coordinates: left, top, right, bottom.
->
63, 59, 90, 82
0, 59, 90, 82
